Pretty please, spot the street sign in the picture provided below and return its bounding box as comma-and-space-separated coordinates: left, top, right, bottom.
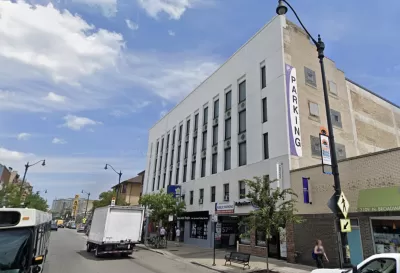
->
337, 191, 350, 218
211, 214, 218, 222
340, 219, 352, 233
111, 197, 116, 206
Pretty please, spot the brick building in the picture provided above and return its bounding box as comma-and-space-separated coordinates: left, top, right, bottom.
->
287, 147, 400, 267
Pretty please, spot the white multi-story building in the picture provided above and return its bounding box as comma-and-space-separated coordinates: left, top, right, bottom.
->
143, 15, 400, 254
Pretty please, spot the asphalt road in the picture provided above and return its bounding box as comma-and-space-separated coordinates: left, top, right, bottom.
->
43, 228, 213, 273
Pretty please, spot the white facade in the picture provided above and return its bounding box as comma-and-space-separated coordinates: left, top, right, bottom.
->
143, 16, 292, 215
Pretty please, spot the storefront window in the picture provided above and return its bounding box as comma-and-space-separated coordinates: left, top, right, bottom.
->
239, 225, 250, 245
190, 220, 208, 240
371, 219, 400, 254
256, 230, 267, 246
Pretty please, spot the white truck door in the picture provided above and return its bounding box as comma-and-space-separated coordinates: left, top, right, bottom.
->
104, 208, 143, 243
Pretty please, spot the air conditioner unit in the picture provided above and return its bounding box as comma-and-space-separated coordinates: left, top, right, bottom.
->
238, 101, 246, 112
213, 118, 218, 126
185, 135, 189, 142
238, 132, 246, 144
202, 124, 207, 132
194, 129, 198, 136
184, 158, 188, 165
212, 145, 218, 154
192, 154, 196, 162
224, 195, 229, 201
199, 198, 203, 204
224, 139, 231, 149
225, 110, 231, 119
201, 150, 206, 158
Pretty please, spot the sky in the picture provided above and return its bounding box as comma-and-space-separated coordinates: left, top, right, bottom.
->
1, 0, 399, 205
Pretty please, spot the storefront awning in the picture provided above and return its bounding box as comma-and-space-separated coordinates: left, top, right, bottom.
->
358, 186, 400, 212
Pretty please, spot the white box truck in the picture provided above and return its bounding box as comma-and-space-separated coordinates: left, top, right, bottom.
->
86, 205, 144, 257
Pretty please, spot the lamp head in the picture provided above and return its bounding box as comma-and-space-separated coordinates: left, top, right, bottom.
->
81, 190, 84, 194
42, 160, 46, 166
276, 0, 288, 15
104, 164, 108, 170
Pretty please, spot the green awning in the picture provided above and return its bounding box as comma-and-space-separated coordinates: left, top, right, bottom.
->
358, 186, 400, 212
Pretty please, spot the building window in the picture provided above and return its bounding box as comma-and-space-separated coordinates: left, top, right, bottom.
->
239, 111, 246, 133
202, 132, 207, 150
336, 143, 347, 160
162, 172, 166, 188
157, 175, 160, 189
172, 129, 176, 145
304, 67, 317, 87
238, 142, 247, 166
224, 148, 231, 170
190, 191, 193, 205
331, 109, 343, 128
175, 168, 179, 184
181, 194, 185, 203
203, 107, 208, 125
310, 135, 321, 157
184, 142, 189, 158
211, 186, 215, 202
214, 99, 219, 119
329, 81, 337, 95
309, 101, 320, 117
193, 137, 198, 155
179, 124, 183, 140
239, 180, 246, 199
263, 133, 269, 160
190, 220, 208, 240
239, 80, 246, 102
225, 118, 231, 139
191, 161, 196, 180
225, 91, 232, 111
223, 183, 229, 201
152, 177, 155, 191
213, 125, 218, 145
177, 145, 181, 162
183, 165, 187, 182
186, 119, 190, 136
211, 153, 217, 174
256, 230, 267, 246
201, 158, 206, 177
261, 66, 266, 89
169, 169, 172, 186
199, 188, 204, 201
262, 98, 267, 123
194, 113, 199, 131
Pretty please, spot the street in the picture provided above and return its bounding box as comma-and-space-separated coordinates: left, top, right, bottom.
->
43, 228, 214, 273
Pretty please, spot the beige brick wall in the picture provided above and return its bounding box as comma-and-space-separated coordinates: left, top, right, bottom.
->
290, 148, 400, 215
283, 20, 400, 170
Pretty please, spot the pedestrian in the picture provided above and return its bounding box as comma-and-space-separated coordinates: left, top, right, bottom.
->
160, 226, 166, 240
313, 239, 329, 268
175, 227, 180, 246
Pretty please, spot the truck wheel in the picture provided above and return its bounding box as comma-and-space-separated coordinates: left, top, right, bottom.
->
94, 247, 100, 258
86, 244, 91, 252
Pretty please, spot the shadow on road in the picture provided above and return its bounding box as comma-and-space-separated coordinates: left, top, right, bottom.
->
76, 250, 135, 261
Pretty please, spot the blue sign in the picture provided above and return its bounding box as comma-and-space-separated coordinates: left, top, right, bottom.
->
302, 177, 310, 204
167, 185, 181, 198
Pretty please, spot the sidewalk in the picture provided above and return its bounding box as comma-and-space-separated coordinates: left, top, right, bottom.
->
137, 242, 314, 273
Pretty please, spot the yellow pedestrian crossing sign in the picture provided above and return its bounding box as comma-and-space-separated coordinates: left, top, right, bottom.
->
340, 219, 352, 233
337, 191, 350, 218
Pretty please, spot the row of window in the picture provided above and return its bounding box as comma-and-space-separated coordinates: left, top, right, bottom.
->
308, 101, 343, 128
186, 180, 248, 205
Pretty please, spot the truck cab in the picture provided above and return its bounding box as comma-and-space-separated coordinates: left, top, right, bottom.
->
312, 254, 399, 273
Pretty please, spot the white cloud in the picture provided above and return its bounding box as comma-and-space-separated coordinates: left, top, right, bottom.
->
137, 0, 213, 20
160, 110, 167, 118
17, 133, 31, 140
0, 147, 33, 161
62, 115, 102, 131
43, 92, 67, 103
125, 19, 139, 30
72, 0, 118, 17
52, 138, 67, 144
110, 109, 126, 117
168, 30, 175, 36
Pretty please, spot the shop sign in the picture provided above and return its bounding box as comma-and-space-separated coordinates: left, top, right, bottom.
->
285, 64, 302, 157
215, 203, 235, 214
215, 223, 222, 240
235, 200, 252, 207
176, 216, 209, 221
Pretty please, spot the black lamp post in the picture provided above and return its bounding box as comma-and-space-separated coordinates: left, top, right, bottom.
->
19, 160, 46, 195
104, 164, 122, 204
81, 190, 91, 217
276, 0, 351, 267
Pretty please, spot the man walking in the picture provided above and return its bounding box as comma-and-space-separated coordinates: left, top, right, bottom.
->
175, 227, 181, 246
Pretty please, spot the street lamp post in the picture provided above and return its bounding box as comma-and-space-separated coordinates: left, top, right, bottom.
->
81, 190, 91, 217
104, 164, 122, 204
19, 160, 46, 195
276, 0, 351, 267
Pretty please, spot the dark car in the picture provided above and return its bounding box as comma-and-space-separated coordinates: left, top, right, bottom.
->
58, 224, 64, 228
51, 223, 58, 231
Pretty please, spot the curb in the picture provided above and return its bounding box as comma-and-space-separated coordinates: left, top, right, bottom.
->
190, 261, 226, 273
136, 244, 165, 255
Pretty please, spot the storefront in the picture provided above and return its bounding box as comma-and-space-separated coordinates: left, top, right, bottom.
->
177, 211, 211, 248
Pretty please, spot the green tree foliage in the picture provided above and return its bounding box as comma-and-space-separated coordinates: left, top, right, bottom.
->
241, 175, 302, 272
139, 189, 186, 226
0, 183, 48, 211
91, 190, 129, 211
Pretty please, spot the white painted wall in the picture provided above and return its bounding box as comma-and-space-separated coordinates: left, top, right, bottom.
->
143, 15, 290, 214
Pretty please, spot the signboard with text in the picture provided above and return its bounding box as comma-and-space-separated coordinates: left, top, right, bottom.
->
215, 203, 235, 214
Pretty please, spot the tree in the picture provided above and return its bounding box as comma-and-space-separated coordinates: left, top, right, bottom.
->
241, 175, 302, 272
139, 189, 185, 227
24, 193, 48, 211
0, 184, 48, 211
91, 190, 129, 212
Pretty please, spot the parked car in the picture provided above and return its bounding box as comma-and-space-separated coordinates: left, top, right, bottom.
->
70, 222, 76, 229
77, 224, 85, 233
51, 222, 58, 231
58, 224, 65, 228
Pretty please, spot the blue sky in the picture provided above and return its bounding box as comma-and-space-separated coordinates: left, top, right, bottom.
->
0, 0, 399, 205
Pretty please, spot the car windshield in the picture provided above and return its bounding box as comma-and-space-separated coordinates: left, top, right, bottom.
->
0, 228, 32, 272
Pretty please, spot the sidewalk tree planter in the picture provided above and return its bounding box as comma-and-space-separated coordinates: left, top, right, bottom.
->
240, 175, 302, 272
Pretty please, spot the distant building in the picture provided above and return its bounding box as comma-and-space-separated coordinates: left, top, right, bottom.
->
51, 197, 94, 218
0, 165, 12, 189
112, 171, 144, 205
